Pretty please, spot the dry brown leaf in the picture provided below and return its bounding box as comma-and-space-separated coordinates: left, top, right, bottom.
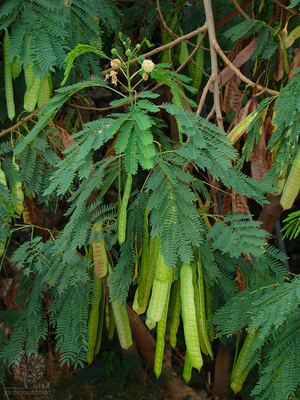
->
209, 38, 258, 92
54, 125, 76, 149
273, 3, 282, 23
215, 0, 252, 30
250, 123, 268, 181
221, 191, 231, 216
274, 46, 285, 81
223, 75, 242, 114
265, 115, 275, 170
235, 268, 246, 292
289, 46, 300, 80
23, 196, 36, 225
235, 193, 248, 214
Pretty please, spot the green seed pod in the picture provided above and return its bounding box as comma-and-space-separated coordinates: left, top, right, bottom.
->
4, 29, 15, 121
280, 146, 300, 210
231, 329, 259, 393
11, 57, 22, 79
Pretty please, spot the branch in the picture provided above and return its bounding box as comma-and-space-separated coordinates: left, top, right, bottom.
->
156, 0, 178, 41
103, 25, 208, 75
196, 76, 214, 116
231, 0, 250, 20
175, 31, 206, 74
0, 105, 46, 138
213, 43, 279, 96
215, 0, 252, 30
0, 26, 207, 138
271, 0, 300, 18
203, 0, 224, 130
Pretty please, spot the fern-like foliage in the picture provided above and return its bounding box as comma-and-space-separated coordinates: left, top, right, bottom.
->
224, 19, 265, 42
0, 0, 120, 79
266, 72, 300, 187
162, 103, 273, 205
281, 210, 300, 239
108, 192, 148, 303
208, 213, 269, 258
0, 183, 14, 245
0, 237, 94, 368
214, 265, 300, 400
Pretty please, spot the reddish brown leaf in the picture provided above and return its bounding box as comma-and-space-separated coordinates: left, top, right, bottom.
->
235, 193, 248, 214
221, 191, 231, 216
250, 123, 268, 181
215, 0, 252, 30
265, 115, 275, 170
54, 125, 76, 149
4, 279, 17, 311
289, 46, 300, 80
234, 268, 246, 292
274, 46, 285, 81
223, 75, 242, 114
23, 196, 36, 225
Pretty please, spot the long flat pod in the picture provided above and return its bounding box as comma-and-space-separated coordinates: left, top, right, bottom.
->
118, 173, 132, 245
183, 351, 192, 383
169, 279, 181, 348
92, 222, 108, 278
154, 268, 172, 378
137, 205, 149, 307
146, 242, 171, 324
196, 254, 213, 359
204, 280, 215, 343
4, 29, 15, 121
94, 279, 105, 357
280, 146, 300, 210
24, 75, 42, 112
133, 235, 157, 315
11, 156, 24, 216
87, 276, 103, 364
108, 264, 132, 349
231, 329, 259, 393
180, 262, 203, 371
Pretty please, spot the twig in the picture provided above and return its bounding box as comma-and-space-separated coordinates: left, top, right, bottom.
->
231, 0, 250, 20
203, 0, 224, 130
215, 0, 252, 30
157, 0, 178, 40
271, 0, 300, 17
196, 76, 214, 116
175, 31, 206, 73
0, 381, 9, 400
103, 25, 207, 76
239, 194, 253, 219
206, 105, 216, 121
0, 105, 46, 138
213, 42, 279, 96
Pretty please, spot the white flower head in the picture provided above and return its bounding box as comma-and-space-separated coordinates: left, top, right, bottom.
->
142, 59, 155, 73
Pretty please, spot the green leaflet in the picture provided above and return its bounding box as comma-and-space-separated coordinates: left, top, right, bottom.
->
124, 131, 138, 175
114, 121, 135, 154
131, 106, 153, 130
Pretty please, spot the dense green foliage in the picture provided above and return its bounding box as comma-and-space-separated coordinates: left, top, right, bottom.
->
0, 1, 300, 399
